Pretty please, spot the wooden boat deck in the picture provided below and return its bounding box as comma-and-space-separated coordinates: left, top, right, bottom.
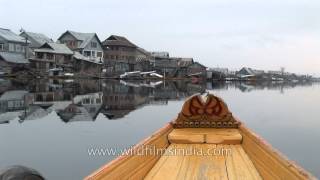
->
145, 144, 262, 180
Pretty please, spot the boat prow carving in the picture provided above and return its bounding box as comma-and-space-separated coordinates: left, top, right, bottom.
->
172, 93, 240, 128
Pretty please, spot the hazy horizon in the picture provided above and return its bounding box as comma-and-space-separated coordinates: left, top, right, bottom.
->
1, 0, 319, 76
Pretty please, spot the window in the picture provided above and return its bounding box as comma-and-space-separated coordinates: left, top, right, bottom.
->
91, 51, 96, 57
16, 44, 21, 52
47, 53, 54, 60
97, 52, 102, 57
9, 43, 14, 52
36, 53, 44, 59
84, 51, 91, 57
91, 42, 97, 48
65, 55, 71, 60
67, 41, 75, 47
0, 43, 3, 51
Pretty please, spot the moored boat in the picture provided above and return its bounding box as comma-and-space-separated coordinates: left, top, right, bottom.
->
85, 93, 316, 180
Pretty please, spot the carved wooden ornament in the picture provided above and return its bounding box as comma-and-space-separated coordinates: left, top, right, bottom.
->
172, 93, 239, 128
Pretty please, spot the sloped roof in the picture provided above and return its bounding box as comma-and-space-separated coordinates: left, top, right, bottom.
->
192, 61, 207, 68
176, 58, 194, 67
151, 52, 169, 58
58, 30, 101, 49
0, 28, 25, 43
57, 104, 95, 122
102, 35, 137, 48
20, 32, 53, 47
0, 52, 29, 64
19, 105, 50, 121
0, 111, 22, 123
73, 52, 102, 64
137, 47, 151, 56
34, 42, 73, 54
102, 109, 132, 119
0, 90, 28, 101
239, 67, 264, 75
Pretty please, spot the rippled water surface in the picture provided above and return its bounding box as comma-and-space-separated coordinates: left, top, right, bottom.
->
0, 79, 319, 179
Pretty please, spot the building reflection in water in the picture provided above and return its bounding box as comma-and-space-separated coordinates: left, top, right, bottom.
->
0, 78, 315, 124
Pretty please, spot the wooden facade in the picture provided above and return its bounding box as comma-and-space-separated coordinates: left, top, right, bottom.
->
58, 31, 104, 62
30, 42, 73, 75
0, 28, 29, 74
0, 28, 28, 54
102, 35, 153, 75
0, 53, 28, 74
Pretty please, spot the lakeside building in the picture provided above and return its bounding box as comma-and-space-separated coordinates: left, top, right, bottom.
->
152, 52, 206, 78
1, 27, 205, 79
57, 31, 105, 77
73, 52, 103, 77
236, 67, 266, 80
20, 31, 53, 57
0, 28, 29, 74
237, 67, 265, 77
102, 35, 153, 75
58, 30, 104, 62
30, 42, 73, 76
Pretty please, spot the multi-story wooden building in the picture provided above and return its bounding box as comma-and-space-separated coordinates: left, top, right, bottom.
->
103, 35, 138, 62
102, 35, 153, 75
20, 31, 53, 49
30, 42, 73, 75
20, 31, 53, 57
58, 30, 104, 62
0, 28, 29, 74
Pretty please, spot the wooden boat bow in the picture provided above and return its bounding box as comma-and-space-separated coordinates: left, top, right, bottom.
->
172, 93, 238, 128
85, 93, 317, 180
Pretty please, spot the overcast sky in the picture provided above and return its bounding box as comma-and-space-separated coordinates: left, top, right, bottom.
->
1, 0, 319, 75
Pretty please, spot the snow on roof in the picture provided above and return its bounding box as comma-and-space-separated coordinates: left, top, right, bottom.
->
0, 28, 25, 43
21, 32, 53, 47
0, 52, 29, 64
73, 52, 102, 64
34, 42, 73, 54
0, 90, 28, 101
58, 30, 99, 49
103, 35, 137, 48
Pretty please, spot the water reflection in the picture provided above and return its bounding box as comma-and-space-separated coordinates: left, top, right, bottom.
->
207, 80, 314, 93
0, 79, 319, 179
0, 79, 207, 123
0, 78, 315, 124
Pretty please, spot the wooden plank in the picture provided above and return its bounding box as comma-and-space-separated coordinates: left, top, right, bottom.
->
239, 123, 317, 180
84, 123, 173, 180
144, 144, 187, 180
225, 145, 262, 180
168, 134, 204, 144
168, 128, 242, 144
145, 144, 229, 180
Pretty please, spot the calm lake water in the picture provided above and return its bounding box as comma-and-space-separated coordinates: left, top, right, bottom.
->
0, 79, 319, 179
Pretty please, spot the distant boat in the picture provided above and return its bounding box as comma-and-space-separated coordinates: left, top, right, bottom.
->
85, 93, 316, 180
